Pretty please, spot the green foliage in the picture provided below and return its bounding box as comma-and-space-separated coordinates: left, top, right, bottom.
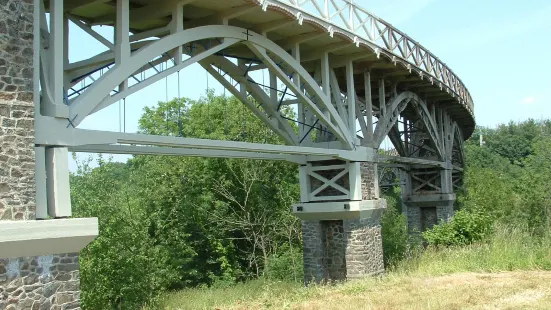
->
380, 189, 410, 267
422, 209, 494, 246
264, 246, 304, 282
482, 119, 542, 166
72, 93, 302, 309
72, 157, 177, 310
400, 225, 551, 275
424, 119, 551, 247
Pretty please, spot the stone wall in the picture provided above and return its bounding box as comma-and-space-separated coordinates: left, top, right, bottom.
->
360, 162, 378, 200
406, 204, 455, 237
302, 220, 325, 283
323, 220, 346, 281
301, 215, 385, 284
344, 214, 384, 278
1, 1, 82, 309
420, 207, 437, 232
406, 206, 421, 235
0, 254, 80, 310
0, 0, 36, 222
437, 204, 454, 223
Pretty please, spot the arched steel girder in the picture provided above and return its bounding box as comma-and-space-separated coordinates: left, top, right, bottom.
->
452, 123, 465, 167
67, 25, 355, 150
373, 91, 444, 159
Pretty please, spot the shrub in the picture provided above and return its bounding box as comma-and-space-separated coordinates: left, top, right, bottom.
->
381, 194, 410, 267
264, 246, 304, 282
422, 209, 494, 246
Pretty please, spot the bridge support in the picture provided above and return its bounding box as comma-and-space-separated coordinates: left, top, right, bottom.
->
293, 160, 386, 283
0, 1, 97, 308
401, 165, 455, 236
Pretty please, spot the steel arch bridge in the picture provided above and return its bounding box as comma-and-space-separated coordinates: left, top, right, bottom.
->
19, 0, 474, 282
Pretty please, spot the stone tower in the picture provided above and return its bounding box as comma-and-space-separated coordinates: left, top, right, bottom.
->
0, 1, 97, 309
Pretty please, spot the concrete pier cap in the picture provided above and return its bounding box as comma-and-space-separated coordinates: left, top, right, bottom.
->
0, 218, 99, 259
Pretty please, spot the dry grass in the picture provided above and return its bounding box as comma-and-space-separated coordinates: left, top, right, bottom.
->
288, 271, 551, 310
151, 227, 551, 310
152, 271, 551, 310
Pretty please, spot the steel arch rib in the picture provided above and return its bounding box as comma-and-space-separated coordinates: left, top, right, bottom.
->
453, 123, 465, 166
68, 25, 354, 149
90, 39, 239, 115
373, 92, 414, 147
69, 26, 246, 126
245, 42, 354, 149
374, 91, 443, 158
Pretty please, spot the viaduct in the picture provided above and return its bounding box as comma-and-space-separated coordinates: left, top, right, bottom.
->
0, 0, 474, 308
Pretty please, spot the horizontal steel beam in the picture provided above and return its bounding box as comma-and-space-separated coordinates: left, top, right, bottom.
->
69, 144, 307, 164
378, 155, 448, 168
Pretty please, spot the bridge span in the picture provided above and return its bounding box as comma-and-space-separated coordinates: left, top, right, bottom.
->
0, 0, 475, 303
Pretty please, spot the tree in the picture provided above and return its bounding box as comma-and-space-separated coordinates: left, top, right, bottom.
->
72, 156, 176, 310
135, 92, 302, 279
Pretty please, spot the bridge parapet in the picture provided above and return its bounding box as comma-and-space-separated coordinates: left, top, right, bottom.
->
265, 0, 474, 118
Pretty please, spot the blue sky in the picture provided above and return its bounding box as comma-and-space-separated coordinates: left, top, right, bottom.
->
375, 0, 551, 125
67, 0, 551, 169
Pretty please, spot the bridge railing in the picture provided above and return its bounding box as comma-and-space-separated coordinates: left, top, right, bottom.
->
268, 0, 474, 116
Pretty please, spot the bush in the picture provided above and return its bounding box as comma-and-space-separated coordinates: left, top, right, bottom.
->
422, 209, 494, 247
381, 194, 410, 267
264, 246, 303, 282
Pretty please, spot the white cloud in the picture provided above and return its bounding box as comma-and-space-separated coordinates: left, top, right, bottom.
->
521, 96, 536, 105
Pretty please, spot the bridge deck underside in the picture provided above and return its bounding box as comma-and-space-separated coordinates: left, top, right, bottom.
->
56, 0, 475, 139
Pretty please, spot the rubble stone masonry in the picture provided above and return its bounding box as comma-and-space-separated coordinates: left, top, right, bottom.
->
1, 1, 82, 309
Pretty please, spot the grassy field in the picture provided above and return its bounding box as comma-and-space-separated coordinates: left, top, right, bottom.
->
149, 227, 551, 310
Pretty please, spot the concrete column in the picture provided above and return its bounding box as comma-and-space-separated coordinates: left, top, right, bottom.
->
0, 1, 82, 308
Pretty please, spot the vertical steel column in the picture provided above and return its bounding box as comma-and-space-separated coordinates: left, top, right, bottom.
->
45, 0, 72, 218
116, 0, 130, 92
345, 60, 355, 134
172, 3, 184, 65
270, 72, 277, 107
49, 0, 64, 107
46, 147, 72, 217
320, 52, 332, 142
363, 71, 373, 145
379, 78, 386, 117
115, 0, 130, 64
291, 43, 305, 138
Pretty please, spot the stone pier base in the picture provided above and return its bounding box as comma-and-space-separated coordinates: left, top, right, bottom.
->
406, 201, 454, 236
302, 207, 385, 284
0, 254, 80, 310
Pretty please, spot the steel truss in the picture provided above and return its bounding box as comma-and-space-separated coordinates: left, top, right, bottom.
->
34, 0, 470, 220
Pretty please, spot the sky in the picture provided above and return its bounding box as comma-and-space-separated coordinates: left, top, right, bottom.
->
66, 0, 551, 170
